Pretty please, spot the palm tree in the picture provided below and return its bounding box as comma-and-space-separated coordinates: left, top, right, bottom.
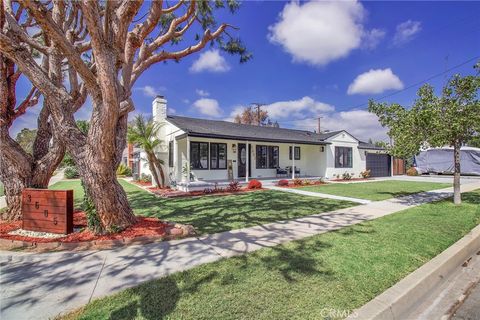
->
127, 115, 165, 188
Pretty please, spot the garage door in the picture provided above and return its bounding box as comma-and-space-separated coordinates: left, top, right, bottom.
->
366, 154, 391, 177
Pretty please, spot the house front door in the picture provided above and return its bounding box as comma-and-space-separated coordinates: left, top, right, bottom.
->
237, 143, 250, 178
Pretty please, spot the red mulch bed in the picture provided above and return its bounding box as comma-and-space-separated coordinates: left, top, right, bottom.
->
150, 187, 265, 198
0, 211, 167, 244
133, 181, 153, 187
330, 178, 371, 182
277, 181, 326, 188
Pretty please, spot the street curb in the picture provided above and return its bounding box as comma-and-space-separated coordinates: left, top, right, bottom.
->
347, 223, 480, 320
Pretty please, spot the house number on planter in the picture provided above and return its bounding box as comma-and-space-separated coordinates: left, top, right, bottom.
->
22, 189, 74, 234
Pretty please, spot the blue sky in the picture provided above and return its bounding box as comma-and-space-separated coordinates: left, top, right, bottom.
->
12, 1, 480, 141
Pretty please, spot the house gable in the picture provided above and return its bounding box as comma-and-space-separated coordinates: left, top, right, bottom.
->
325, 130, 359, 144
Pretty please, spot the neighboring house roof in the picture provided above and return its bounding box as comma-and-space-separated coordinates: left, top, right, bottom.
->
166, 115, 338, 145
358, 141, 386, 150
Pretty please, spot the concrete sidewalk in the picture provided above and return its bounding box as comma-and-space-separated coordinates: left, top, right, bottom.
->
265, 185, 372, 204
1, 182, 479, 320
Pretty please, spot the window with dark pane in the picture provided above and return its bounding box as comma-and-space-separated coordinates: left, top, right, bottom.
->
210, 143, 227, 169
289, 146, 301, 160
190, 142, 209, 169
268, 146, 279, 168
256, 145, 268, 169
335, 147, 353, 168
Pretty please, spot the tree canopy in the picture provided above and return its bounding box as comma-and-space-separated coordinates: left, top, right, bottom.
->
234, 105, 278, 127
0, 0, 249, 230
369, 68, 480, 204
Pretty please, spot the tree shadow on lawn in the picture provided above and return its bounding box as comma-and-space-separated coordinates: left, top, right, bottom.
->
104, 239, 339, 319
126, 190, 355, 235
100, 222, 376, 319
108, 276, 181, 320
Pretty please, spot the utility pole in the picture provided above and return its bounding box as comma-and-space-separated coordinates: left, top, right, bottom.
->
317, 116, 323, 134
251, 102, 265, 126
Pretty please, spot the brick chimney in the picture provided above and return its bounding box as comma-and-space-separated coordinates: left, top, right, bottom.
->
152, 95, 167, 122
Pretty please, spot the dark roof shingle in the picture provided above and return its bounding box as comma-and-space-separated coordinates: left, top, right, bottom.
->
358, 141, 386, 150
167, 115, 341, 145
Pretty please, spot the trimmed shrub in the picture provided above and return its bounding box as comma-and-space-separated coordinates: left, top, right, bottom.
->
360, 169, 371, 179
136, 173, 152, 183
302, 179, 312, 185
64, 166, 79, 179
116, 164, 132, 177
247, 179, 262, 189
342, 172, 353, 180
293, 178, 303, 186
406, 167, 419, 176
277, 179, 289, 187
227, 180, 241, 192
203, 188, 214, 194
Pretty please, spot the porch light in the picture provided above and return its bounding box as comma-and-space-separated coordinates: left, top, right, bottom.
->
320, 146, 325, 152
232, 143, 237, 153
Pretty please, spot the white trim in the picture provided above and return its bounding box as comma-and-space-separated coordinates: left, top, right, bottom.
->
246, 141, 250, 182
292, 143, 295, 179
186, 136, 190, 182
325, 130, 359, 142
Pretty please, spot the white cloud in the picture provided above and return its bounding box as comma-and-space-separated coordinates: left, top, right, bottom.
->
227, 97, 334, 123
393, 20, 421, 46
263, 96, 334, 119
137, 85, 166, 98
362, 28, 386, 50
195, 89, 210, 97
347, 68, 404, 95
268, 1, 382, 66
224, 105, 246, 122
190, 50, 230, 73
294, 110, 388, 141
192, 98, 222, 117
225, 95, 387, 141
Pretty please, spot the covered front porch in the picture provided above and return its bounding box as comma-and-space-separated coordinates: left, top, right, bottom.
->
170, 135, 329, 191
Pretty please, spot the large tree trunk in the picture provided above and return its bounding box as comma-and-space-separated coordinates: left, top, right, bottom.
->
0, 109, 65, 220
78, 157, 136, 231
0, 128, 33, 220
65, 107, 136, 232
453, 142, 462, 205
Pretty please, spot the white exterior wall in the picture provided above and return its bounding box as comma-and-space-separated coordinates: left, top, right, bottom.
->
140, 125, 377, 183
144, 101, 369, 184
172, 137, 328, 182
324, 132, 366, 179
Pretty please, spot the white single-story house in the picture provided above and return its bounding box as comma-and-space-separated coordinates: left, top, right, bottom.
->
125, 96, 392, 190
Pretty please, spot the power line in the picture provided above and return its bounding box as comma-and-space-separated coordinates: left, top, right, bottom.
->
275, 54, 480, 125
351, 54, 480, 110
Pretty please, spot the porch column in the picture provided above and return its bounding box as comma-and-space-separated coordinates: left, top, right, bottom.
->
245, 141, 250, 183
292, 143, 295, 179
173, 139, 178, 182
186, 136, 191, 182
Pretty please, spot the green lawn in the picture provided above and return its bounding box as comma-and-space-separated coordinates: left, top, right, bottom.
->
299, 180, 451, 201
65, 190, 480, 320
50, 180, 355, 234
0, 182, 3, 197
